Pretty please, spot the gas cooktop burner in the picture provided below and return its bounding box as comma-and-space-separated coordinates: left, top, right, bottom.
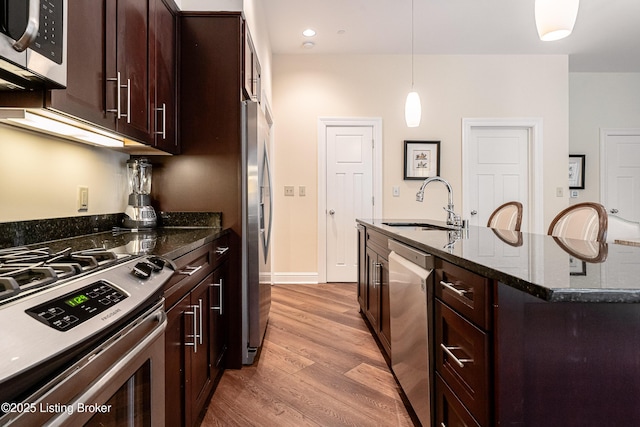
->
0, 247, 126, 305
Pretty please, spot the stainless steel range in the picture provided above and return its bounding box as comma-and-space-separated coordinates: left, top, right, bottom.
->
0, 245, 174, 426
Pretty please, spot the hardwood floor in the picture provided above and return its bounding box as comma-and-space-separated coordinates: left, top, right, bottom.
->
201, 283, 415, 426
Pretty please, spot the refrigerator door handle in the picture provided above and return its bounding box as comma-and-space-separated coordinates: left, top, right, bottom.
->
261, 142, 273, 262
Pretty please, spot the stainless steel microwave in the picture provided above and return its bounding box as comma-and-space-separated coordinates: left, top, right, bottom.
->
0, 0, 66, 90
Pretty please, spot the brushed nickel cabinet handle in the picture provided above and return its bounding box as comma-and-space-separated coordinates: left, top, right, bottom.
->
198, 299, 203, 345
185, 307, 198, 352
177, 265, 203, 276
106, 73, 130, 122
440, 280, 468, 297
211, 279, 223, 315
155, 103, 166, 139
440, 344, 473, 368
215, 246, 229, 255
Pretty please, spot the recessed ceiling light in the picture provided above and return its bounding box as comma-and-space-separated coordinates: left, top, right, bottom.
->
302, 28, 316, 37
337, 29, 346, 35
302, 41, 315, 49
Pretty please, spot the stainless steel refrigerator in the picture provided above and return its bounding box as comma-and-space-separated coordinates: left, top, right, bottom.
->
241, 100, 273, 365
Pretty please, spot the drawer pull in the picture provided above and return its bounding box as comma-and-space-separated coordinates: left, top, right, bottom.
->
211, 279, 223, 315
177, 265, 203, 276
440, 344, 473, 368
440, 280, 469, 297
215, 246, 230, 255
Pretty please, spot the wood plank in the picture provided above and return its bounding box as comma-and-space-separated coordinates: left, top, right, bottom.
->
201, 283, 415, 426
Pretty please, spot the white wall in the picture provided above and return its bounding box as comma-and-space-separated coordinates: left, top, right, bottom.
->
0, 125, 129, 222
569, 73, 640, 203
272, 54, 570, 277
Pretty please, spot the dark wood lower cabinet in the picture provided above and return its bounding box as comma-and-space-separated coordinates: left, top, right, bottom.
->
164, 238, 229, 427
361, 228, 391, 358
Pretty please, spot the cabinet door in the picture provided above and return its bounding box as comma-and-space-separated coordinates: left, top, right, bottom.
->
187, 277, 212, 427
165, 292, 190, 427
365, 247, 380, 328
49, 0, 115, 130
150, 0, 178, 153
106, 0, 152, 143
209, 263, 227, 378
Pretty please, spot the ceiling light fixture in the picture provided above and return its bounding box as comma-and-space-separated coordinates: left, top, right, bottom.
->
302, 28, 316, 37
405, 0, 421, 127
302, 41, 315, 49
534, 0, 580, 41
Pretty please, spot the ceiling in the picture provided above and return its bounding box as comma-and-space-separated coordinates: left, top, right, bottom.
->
263, 0, 640, 72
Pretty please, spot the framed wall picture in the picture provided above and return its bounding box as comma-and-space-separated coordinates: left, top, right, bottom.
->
569, 154, 585, 189
404, 140, 440, 180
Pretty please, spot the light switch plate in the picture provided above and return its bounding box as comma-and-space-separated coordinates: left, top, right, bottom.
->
78, 186, 89, 211
299, 186, 306, 197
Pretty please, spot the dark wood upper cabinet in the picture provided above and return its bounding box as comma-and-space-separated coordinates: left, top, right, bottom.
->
105, 0, 151, 144
150, 0, 178, 153
5, 0, 178, 152
48, 0, 113, 129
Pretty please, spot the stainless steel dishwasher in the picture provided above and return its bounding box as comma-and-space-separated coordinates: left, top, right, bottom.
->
389, 239, 434, 427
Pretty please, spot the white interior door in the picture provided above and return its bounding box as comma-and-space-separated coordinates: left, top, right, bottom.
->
465, 127, 530, 231
601, 129, 640, 222
326, 125, 374, 282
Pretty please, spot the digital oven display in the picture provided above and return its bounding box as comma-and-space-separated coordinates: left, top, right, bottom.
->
25, 280, 128, 331
65, 294, 89, 308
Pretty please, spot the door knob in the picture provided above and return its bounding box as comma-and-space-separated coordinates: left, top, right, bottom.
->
610, 208, 619, 214
329, 209, 335, 216
470, 210, 478, 216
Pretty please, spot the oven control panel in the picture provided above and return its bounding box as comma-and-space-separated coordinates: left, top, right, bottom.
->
25, 280, 128, 331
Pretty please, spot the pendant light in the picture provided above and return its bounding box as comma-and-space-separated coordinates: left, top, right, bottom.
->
534, 0, 580, 41
405, 0, 421, 127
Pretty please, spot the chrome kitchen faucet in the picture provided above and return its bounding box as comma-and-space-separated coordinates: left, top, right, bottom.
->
416, 176, 463, 227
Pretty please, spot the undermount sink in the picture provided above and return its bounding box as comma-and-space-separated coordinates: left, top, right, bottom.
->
382, 222, 451, 231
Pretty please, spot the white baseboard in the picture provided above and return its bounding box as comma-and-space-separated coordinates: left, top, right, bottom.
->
272, 272, 319, 284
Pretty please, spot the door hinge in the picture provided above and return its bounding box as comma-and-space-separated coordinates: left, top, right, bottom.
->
372, 196, 375, 206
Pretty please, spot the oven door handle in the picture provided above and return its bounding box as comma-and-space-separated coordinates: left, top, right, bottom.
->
44, 303, 167, 426
13, 0, 40, 52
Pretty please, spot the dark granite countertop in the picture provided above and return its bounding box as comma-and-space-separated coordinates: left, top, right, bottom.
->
24, 227, 226, 261
358, 218, 640, 303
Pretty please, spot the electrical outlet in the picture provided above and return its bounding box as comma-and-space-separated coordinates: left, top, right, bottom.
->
299, 186, 306, 197
78, 186, 89, 211
570, 190, 579, 198
284, 186, 295, 196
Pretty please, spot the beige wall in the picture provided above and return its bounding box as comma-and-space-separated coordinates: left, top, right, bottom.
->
272, 54, 570, 279
569, 73, 640, 204
0, 125, 129, 222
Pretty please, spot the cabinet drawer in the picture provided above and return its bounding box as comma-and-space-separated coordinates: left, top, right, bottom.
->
164, 243, 214, 308
436, 301, 490, 426
436, 373, 481, 427
366, 229, 390, 258
436, 260, 492, 330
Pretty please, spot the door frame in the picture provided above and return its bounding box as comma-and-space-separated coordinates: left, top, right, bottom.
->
600, 128, 640, 212
462, 118, 545, 234
318, 117, 383, 283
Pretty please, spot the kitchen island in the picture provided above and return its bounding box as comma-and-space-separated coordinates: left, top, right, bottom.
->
357, 218, 640, 427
